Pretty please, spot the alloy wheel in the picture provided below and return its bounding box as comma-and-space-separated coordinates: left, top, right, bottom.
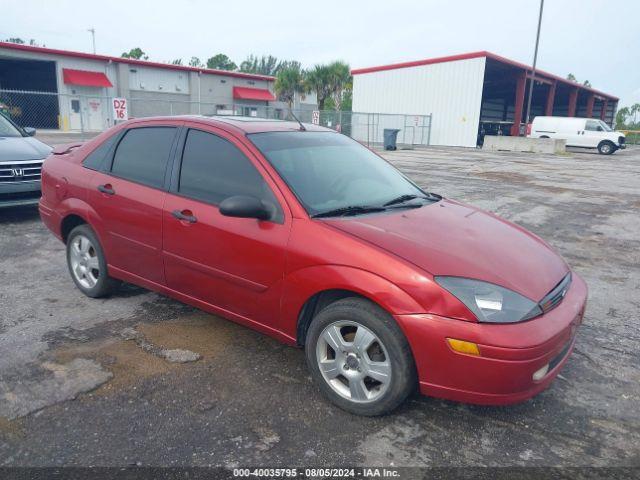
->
69, 234, 100, 289
316, 320, 392, 403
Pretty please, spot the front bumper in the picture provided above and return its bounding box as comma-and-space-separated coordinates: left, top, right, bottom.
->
396, 272, 587, 405
0, 180, 41, 208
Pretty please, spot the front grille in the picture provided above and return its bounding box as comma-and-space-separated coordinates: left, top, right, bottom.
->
0, 160, 43, 184
539, 273, 572, 314
0, 190, 41, 201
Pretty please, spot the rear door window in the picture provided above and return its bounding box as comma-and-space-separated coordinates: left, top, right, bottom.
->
111, 127, 177, 188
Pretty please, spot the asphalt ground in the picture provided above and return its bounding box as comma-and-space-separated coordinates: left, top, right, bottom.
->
1, 143, 638, 469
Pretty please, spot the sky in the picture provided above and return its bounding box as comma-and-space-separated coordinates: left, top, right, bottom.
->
2, 0, 639, 107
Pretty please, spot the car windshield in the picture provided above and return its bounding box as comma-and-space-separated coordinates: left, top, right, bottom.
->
249, 131, 435, 217
598, 120, 613, 132
0, 114, 23, 138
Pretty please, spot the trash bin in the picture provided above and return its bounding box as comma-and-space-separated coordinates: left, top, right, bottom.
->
383, 129, 401, 150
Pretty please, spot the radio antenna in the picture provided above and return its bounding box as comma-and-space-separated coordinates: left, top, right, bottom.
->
288, 108, 306, 131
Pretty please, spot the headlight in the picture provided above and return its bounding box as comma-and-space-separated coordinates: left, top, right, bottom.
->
435, 276, 542, 323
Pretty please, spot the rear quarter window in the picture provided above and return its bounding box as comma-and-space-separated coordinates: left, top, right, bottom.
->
83, 133, 120, 170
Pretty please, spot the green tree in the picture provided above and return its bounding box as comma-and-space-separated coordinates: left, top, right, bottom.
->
566, 73, 577, 82
583, 80, 592, 87
206, 54, 237, 71
171, 58, 183, 65
4, 38, 42, 46
189, 57, 203, 67
121, 48, 148, 60
615, 106, 630, 129
240, 55, 280, 76
631, 103, 640, 126
275, 64, 307, 109
305, 65, 332, 110
327, 61, 351, 112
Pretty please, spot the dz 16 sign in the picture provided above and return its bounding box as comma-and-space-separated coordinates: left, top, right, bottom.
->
112, 98, 128, 121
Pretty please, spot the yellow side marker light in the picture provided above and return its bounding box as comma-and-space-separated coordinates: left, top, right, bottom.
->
447, 338, 480, 356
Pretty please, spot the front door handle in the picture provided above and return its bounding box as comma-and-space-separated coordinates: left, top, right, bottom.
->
171, 209, 197, 224
97, 184, 115, 195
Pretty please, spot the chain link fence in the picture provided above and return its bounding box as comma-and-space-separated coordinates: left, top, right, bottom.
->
1, 89, 432, 148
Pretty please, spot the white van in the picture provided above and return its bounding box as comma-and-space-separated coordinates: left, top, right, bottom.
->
529, 116, 626, 155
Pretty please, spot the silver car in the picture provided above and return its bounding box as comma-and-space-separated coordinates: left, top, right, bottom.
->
0, 114, 52, 208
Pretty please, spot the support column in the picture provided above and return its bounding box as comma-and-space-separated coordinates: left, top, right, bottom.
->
545, 81, 557, 116
567, 88, 578, 117
600, 99, 608, 121
510, 71, 526, 136
585, 94, 595, 118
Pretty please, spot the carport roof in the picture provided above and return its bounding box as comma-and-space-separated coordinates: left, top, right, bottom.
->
351, 51, 618, 101
0, 41, 275, 82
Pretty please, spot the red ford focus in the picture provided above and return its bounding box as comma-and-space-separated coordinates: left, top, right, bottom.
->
39, 116, 586, 416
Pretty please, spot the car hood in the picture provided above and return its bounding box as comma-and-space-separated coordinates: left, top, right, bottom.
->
0, 136, 52, 162
323, 199, 569, 301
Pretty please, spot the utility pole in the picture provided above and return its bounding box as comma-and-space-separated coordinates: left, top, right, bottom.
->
524, 0, 544, 131
87, 28, 96, 54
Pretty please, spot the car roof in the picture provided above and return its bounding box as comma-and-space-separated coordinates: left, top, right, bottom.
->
126, 115, 335, 134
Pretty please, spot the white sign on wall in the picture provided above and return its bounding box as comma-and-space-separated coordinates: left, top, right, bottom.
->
312, 110, 320, 125
112, 98, 128, 121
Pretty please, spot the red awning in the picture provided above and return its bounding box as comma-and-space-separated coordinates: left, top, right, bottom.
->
63, 68, 113, 88
233, 86, 276, 101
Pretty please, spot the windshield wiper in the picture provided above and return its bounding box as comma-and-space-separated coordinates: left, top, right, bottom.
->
312, 205, 387, 218
383, 193, 436, 207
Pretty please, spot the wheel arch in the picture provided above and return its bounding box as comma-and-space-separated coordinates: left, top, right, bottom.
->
60, 214, 87, 243
281, 265, 424, 346
296, 289, 370, 346
57, 198, 107, 245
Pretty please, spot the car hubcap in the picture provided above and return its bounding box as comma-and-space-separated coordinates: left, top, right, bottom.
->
603, 144, 611, 153
69, 234, 99, 289
316, 321, 391, 403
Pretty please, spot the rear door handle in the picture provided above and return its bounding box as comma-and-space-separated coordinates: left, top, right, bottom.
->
97, 184, 115, 195
171, 209, 197, 224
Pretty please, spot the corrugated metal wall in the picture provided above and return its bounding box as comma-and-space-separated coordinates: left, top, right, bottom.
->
352, 57, 486, 147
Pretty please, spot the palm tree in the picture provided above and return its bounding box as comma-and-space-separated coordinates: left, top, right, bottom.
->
305, 65, 332, 111
327, 61, 351, 112
631, 103, 640, 127
275, 64, 307, 110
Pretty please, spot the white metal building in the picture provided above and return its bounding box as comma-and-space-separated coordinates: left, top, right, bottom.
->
352, 51, 618, 148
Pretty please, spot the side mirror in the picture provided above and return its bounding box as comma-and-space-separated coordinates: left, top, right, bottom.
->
23, 127, 36, 136
219, 195, 271, 221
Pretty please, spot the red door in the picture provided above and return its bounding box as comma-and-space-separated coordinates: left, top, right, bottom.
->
89, 125, 178, 285
162, 126, 291, 327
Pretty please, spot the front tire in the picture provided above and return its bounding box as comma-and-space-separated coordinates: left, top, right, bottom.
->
598, 140, 616, 155
66, 224, 120, 298
305, 297, 417, 416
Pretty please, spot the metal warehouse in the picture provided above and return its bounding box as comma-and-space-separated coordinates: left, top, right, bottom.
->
0, 41, 315, 132
351, 51, 619, 148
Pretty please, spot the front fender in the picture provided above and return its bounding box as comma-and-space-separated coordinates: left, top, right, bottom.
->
279, 264, 425, 338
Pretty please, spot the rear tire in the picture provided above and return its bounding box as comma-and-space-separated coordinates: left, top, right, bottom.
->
305, 297, 417, 416
66, 224, 120, 298
598, 140, 616, 155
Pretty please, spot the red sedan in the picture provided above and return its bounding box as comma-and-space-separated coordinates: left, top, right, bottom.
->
39, 116, 586, 416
